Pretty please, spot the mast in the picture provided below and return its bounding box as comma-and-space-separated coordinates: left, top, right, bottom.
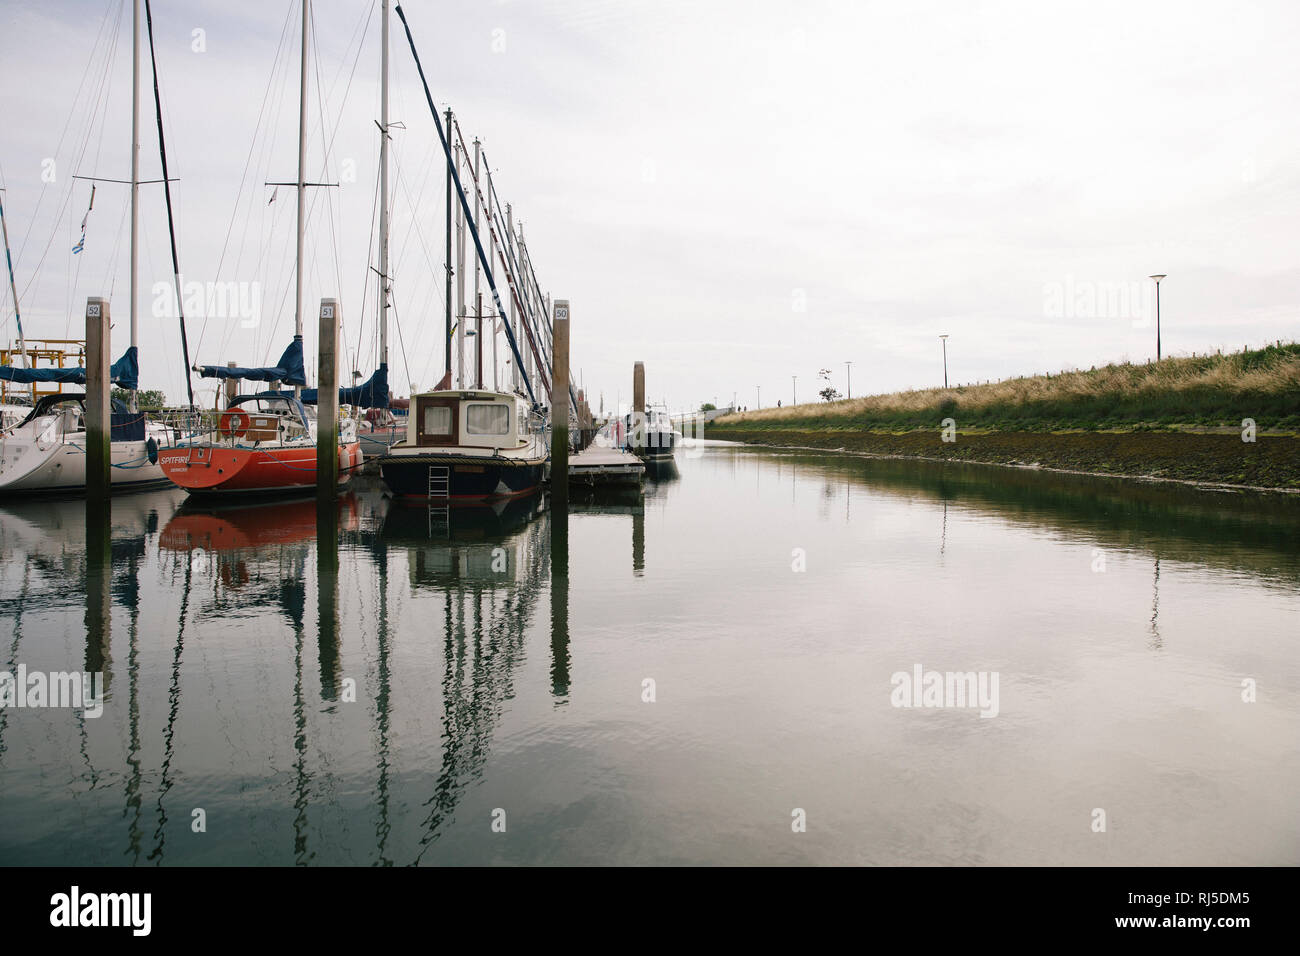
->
392, 5, 540, 406
377, 0, 389, 379
455, 126, 465, 389
129, 0, 140, 410
443, 108, 452, 385
0, 192, 28, 395
484, 158, 498, 391
517, 219, 529, 390
294, 0, 309, 399
143, 0, 195, 410
472, 137, 482, 390
505, 202, 517, 393
490, 212, 498, 391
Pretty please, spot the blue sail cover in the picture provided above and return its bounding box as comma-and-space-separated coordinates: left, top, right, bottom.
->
198, 337, 306, 386
263, 363, 389, 407
300, 364, 389, 407
340, 363, 388, 408
0, 345, 139, 390
111, 346, 139, 391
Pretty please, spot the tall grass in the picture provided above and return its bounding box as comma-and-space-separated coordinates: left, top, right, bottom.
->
716, 343, 1300, 431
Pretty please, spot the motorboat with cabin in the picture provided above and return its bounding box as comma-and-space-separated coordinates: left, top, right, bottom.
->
623, 404, 678, 460
378, 388, 546, 501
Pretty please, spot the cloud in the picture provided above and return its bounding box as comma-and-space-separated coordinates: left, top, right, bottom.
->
0, 0, 1296, 411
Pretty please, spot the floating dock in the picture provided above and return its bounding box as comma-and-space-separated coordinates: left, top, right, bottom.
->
567, 445, 645, 487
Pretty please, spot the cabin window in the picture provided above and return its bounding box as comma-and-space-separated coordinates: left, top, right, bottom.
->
465, 403, 509, 436
416, 397, 458, 446
423, 405, 452, 435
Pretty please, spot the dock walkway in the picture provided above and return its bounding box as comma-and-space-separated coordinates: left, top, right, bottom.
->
567, 445, 645, 486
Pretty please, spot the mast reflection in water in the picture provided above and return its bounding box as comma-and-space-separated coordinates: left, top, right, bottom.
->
0, 443, 1297, 865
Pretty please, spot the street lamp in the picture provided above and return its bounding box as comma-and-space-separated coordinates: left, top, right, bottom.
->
939, 334, 949, 388
845, 361, 853, 399
1149, 275, 1166, 361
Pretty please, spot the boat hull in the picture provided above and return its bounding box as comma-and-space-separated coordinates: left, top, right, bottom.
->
158, 441, 362, 495
0, 437, 172, 495
628, 428, 678, 459
378, 451, 545, 501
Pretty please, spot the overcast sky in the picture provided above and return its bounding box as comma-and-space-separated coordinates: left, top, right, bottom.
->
1, 0, 1297, 414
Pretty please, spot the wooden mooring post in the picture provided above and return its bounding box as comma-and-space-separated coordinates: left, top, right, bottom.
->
551, 299, 570, 510
84, 296, 111, 500
317, 297, 340, 504
632, 361, 646, 454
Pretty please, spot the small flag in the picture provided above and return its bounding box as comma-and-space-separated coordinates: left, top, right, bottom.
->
73, 184, 94, 254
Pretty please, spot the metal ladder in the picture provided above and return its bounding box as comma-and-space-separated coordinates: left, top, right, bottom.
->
427, 465, 450, 537
427, 465, 450, 499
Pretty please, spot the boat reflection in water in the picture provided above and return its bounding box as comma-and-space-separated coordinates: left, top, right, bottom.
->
6, 445, 1300, 865
643, 455, 680, 484
378, 489, 545, 544
162, 494, 360, 545
374, 489, 553, 861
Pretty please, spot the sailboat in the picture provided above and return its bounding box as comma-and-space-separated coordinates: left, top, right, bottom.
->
0, 0, 180, 495
158, 0, 361, 497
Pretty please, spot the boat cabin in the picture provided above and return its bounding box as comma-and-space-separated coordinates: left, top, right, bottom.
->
226, 393, 313, 442
407, 390, 532, 451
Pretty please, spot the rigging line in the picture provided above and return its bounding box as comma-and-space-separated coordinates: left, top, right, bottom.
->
16, 0, 125, 308
387, 133, 438, 282
11, 0, 120, 267
144, 0, 195, 408
312, 2, 374, 267
388, 291, 412, 400
65, 211, 88, 339
226, 13, 302, 368
212, 2, 295, 361
199, 0, 295, 357
390, 156, 446, 320
233, 17, 294, 292
100, 193, 130, 310
355, 161, 380, 375
310, 9, 347, 362
309, 10, 342, 365
252, 3, 371, 374
456, 140, 549, 394
386, 160, 445, 387
392, 3, 545, 404
253, 0, 371, 371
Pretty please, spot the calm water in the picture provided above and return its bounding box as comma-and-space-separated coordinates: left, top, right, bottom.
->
1, 443, 1297, 865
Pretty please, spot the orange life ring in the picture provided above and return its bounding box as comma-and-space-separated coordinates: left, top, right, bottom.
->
219, 408, 251, 439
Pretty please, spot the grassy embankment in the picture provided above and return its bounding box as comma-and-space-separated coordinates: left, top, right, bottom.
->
705, 343, 1300, 489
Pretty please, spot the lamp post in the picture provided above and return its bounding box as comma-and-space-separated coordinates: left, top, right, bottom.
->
939, 334, 949, 388
1149, 275, 1166, 361
845, 360, 853, 399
